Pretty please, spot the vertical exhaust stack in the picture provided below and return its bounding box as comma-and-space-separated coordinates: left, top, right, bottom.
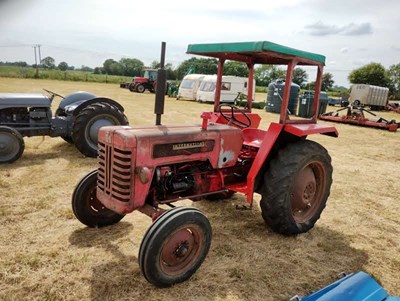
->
155, 42, 167, 125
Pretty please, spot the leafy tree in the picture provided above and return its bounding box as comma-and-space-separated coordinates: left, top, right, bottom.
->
80, 65, 93, 72
348, 63, 388, 87
93, 67, 103, 74
67, 66, 75, 70
109, 62, 123, 75
176, 57, 218, 79
119, 58, 144, 77
150, 60, 160, 69
322, 72, 334, 90
102, 59, 118, 74
58, 61, 69, 71
41, 56, 55, 69
386, 63, 400, 99
165, 63, 178, 80
254, 65, 286, 86
292, 68, 308, 87
223, 61, 248, 77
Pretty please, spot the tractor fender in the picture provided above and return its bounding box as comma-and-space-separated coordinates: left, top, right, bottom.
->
65, 97, 125, 116
58, 91, 97, 110
246, 122, 338, 203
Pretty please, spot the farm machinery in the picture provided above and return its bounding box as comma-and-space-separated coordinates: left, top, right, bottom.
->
291, 271, 400, 301
386, 102, 400, 114
120, 69, 170, 93
319, 102, 399, 132
72, 41, 338, 287
0, 90, 128, 163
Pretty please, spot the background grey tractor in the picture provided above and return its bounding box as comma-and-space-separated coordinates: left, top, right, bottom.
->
0, 89, 128, 163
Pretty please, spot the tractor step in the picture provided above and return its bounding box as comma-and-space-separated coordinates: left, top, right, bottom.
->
226, 182, 248, 193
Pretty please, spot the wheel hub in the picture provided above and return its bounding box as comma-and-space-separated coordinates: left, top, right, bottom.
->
86, 114, 118, 150
159, 225, 203, 276
291, 164, 324, 223
174, 241, 189, 258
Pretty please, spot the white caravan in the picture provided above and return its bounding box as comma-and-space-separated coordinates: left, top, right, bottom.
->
177, 74, 206, 100
196, 75, 255, 103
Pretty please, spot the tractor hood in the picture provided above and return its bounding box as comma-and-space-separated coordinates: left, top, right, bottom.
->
133, 77, 148, 83
0, 93, 50, 109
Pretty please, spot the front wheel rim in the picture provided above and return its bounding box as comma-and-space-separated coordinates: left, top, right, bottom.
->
159, 224, 204, 276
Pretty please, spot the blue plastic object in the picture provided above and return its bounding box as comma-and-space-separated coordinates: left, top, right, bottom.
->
297, 272, 400, 301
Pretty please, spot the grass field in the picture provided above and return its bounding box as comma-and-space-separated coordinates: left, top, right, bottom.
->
0, 78, 399, 301
0, 66, 132, 84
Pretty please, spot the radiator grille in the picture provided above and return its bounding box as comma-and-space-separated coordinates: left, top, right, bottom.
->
98, 142, 132, 202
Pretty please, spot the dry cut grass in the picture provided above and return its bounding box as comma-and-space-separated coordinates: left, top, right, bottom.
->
0, 78, 399, 301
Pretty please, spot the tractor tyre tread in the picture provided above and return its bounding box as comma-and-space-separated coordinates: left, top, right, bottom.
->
72, 102, 128, 157
259, 140, 332, 235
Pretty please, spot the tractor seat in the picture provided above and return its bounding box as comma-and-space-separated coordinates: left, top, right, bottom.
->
242, 128, 267, 148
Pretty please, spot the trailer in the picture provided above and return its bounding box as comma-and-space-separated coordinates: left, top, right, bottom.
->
350, 84, 389, 110
196, 75, 255, 103
176, 74, 205, 100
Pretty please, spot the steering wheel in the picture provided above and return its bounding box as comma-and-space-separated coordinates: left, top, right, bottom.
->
43, 88, 64, 101
218, 104, 252, 129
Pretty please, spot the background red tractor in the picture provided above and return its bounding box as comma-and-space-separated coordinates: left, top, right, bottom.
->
72, 41, 338, 287
120, 69, 170, 94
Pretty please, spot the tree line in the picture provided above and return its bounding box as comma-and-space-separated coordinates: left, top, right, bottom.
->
3, 55, 400, 97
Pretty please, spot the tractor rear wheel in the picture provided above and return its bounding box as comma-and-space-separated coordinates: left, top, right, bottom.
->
135, 84, 145, 93
139, 207, 212, 287
259, 140, 332, 235
0, 126, 24, 163
72, 102, 128, 157
61, 136, 74, 144
72, 170, 124, 227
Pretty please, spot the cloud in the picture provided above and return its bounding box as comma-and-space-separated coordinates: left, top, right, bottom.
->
340, 47, 349, 53
304, 21, 372, 36
391, 45, 400, 51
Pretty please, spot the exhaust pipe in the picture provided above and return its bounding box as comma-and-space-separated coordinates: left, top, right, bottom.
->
155, 41, 166, 125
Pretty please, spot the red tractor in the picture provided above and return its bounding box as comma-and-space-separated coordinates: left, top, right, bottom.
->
72, 41, 338, 287
127, 69, 159, 93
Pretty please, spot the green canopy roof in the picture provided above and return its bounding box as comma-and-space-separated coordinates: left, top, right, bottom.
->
186, 41, 325, 66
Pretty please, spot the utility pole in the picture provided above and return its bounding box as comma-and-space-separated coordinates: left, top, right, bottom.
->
37, 44, 42, 65
33, 45, 39, 78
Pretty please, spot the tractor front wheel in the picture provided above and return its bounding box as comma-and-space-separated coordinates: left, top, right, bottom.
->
72, 170, 124, 227
260, 140, 332, 235
135, 84, 145, 93
139, 207, 212, 287
0, 126, 25, 163
72, 102, 128, 157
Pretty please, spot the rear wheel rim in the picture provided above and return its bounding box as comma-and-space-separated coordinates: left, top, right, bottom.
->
0, 132, 20, 162
85, 114, 119, 150
159, 224, 204, 276
291, 161, 326, 223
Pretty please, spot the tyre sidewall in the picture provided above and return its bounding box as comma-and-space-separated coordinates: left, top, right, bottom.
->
72, 170, 124, 227
0, 126, 25, 163
141, 208, 212, 287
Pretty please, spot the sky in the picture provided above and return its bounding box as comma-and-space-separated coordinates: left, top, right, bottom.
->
0, 0, 399, 87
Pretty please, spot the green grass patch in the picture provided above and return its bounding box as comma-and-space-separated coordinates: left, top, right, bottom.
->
0, 66, 131, 84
